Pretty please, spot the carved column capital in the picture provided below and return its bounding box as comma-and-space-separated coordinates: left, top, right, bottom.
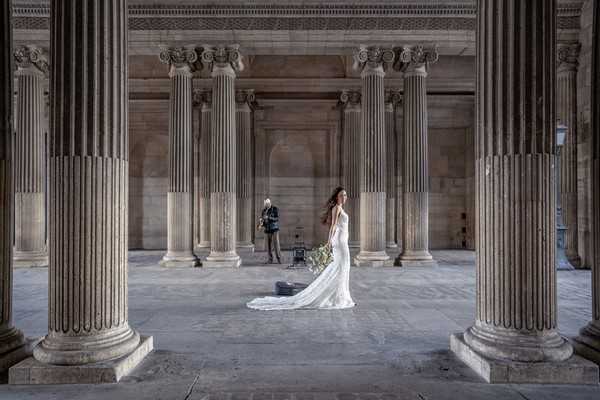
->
339, 90, 362, 111
159, 47, 198, 76
395, 45, 439, 76
235, 89, 256, 110
353, 46, 395, 77
385, 89, 401, 108
201, 45, 243, 77
557, 42, 581, 72
14, 45, 48, 76
193, 89, 212, 108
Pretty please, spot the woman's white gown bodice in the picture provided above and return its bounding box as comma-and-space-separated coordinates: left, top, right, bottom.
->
247, 208, 355, 310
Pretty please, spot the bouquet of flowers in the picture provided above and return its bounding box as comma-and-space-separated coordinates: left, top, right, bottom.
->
308, 243, 333, 275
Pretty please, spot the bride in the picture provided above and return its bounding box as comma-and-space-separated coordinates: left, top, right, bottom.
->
247, 187, 355, 310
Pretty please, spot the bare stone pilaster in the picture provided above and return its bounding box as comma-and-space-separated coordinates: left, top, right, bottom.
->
159, 47, 200, 267
385, 90, 399, 249
194, 89, 212, 251
201, 45, 243, 268
13, 45, 49, 268
0, 0, 27, 373
236, 89, 256, 252
339, 90, 361, 249
573, 0, 600, 365
395, 46, 438, 267
353, 46, 394, 267
556, 43, 582, 268
10, 0, 152, 384
450, 0, 596, 384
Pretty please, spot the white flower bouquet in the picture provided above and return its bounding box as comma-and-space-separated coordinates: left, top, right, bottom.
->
308, 243, 333, 275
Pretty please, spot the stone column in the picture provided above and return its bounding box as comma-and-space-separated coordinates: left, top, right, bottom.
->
450, 0, 592, 384
556, 43, 582, 268
236, 89, 255, 252
385, 90, 398, 249
0, 0, 27, 373
340, 90, 361, 249
194, 89, 212, 251
13, 45, 49, 268
573, 0, 600, 365
395, 46, 438, 267
352, 46, 394, 267
12, 0, 152, 384
201, 45, 242, 268
159, 48, 200, 267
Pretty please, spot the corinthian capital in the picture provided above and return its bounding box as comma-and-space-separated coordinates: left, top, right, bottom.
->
14, 45, 48, 75
353, 46, 395, 74
201, 45, 244, 74
557, 43, 581, 71
159, 47, 198, 75
395, 45, 439, 75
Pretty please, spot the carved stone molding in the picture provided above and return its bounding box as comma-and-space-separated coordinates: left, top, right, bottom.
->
13, 45, 48, 75
395, 45, 439, 75
557, 42, 581, 71
201, 45, 243, 73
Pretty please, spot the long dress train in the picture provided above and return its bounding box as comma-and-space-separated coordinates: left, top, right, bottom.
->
247, 208, 355, 310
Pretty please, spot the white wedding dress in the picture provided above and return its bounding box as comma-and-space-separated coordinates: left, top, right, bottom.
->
247, 208, 355, 310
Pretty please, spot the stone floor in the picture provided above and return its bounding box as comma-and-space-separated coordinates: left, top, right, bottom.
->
1, 250, 599, 399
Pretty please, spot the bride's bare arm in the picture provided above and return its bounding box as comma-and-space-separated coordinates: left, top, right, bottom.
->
328, 205, 342, 246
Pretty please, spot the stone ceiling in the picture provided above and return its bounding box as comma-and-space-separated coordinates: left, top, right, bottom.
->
13, 1, 584, 56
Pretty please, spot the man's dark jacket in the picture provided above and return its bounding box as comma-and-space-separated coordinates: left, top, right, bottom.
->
261, 206, 280, 234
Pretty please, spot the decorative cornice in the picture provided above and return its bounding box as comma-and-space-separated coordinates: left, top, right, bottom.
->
557, 42, 581, 71
201, 45, 243, 73
12, 3, 583, 32
13, 45, 48, 74
395, 45, 439, 74
353, 46, 395, 73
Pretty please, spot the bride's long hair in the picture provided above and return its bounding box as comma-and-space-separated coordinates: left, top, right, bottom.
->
321, 186, 345, 225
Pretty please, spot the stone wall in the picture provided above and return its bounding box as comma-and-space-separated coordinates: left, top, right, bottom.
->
577, 0, 594, 268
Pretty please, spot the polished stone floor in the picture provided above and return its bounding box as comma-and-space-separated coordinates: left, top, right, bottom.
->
1, 250, 599, 399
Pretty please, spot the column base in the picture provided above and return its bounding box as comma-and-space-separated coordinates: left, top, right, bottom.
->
9, 336, 153, 384
13, 250, 48, 268
0, 337, 39, 373
572, 321, 600, 365
354, 251, 392, 267
450, 332, 598, 384
236, 243, 255, 253
396, 250, 436, 267
160, 252, 200, 268
348, 242, 360, 249
386, 242, 398, 249
204, 251, 241, 268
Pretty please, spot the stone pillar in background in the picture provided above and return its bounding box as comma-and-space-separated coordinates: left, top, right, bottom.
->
385, 90, 398, 249
353, 46, 394, 267
236, 89, 255, 252
159, 47, 200, 267
0, 0, 27, 373
395, 46, 437, 267
10, 0, 153, 384
194, 89, 212, 251
13, 45, 49, 268
556, 43, 582, 268
573, 0, 600, 365
202, 45, 242, 268
340, 90, 361, 249
450, 0, 595, 384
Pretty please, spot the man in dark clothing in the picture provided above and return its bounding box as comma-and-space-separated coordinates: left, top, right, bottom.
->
258, 198, 281, 264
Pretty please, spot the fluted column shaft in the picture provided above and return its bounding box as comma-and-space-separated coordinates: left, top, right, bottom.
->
13, 46, 48, 267
236, 91, 255, 251
556, 44, 581, 267
385, 96, 397, 248
353, 46, 394, 267
159, 48, 199, 267
573, 0, 600, 363
341, 91, 361, 248
34, 0, 142, 365
202, 45, 242, 268
197, 94, 211, 249
397, 48, 436, 266
0, 0, 26, 367
460, 0, 571, 363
